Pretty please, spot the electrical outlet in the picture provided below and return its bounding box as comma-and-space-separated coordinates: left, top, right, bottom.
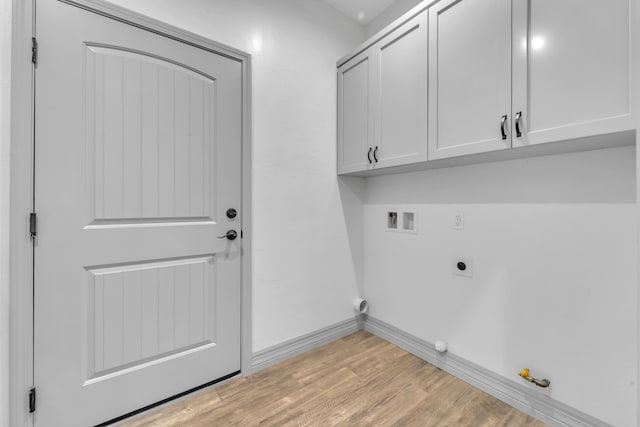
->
452, 256, 473, 278
453, 212, 464, 230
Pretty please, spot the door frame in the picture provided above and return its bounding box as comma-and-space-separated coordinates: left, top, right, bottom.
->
9, 1, 253, 425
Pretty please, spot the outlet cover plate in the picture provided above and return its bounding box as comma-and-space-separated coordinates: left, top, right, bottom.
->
453, 212, 464, 230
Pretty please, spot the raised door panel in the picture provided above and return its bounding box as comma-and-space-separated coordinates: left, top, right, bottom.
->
428, 0, 512, 160
87, 256, 214, 378
338, 51, 373, 174
86, 46, 214, 223
375, 11, 428, 169
512, 0, 632, 147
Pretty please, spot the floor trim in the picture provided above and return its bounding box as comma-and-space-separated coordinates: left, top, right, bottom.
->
250, 315, 612, 426
251, 317, 363, 373
364, 316, 612, 427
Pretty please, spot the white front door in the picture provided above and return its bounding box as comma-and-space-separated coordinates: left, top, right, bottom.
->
34, 1, 243, 425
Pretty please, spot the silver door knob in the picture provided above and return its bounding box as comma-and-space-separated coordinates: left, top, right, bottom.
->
218, 230, 238, 240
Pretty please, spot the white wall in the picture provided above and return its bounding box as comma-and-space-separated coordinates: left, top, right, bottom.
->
365, 0, 424, 38
363, 3, 639, 425
363, 146, 638, 427
102, 0, 366, 352
0, 0, 12, 425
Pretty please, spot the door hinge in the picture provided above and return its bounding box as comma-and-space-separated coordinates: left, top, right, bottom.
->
28, 387, 36, 413
31, 37, 38, 66
29, 212, 37, 238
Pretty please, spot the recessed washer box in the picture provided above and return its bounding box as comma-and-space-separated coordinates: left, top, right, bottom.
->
387, 209, 417, 233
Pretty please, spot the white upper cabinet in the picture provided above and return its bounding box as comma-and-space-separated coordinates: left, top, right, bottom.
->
512, 0, 632, 147
337, 11, 428, 174
338, 50, 374, 174
337, 0, 634, 174
428, 0, 512, 160
374, 12, 428, 169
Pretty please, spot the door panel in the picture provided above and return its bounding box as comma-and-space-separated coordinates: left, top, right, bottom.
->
428, 0, 511, 159
35, 1, 242, 425
86, 256, 215, 379
86, 45, 215, 222
338, 52, 373, 174
529, 0, 628, 128
512, 0, 632, 147
376, 12, 428, 168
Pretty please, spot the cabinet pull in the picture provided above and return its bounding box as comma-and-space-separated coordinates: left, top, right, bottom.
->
373, 146, 379, 162
367, 147, 372, 164
500, 115, 508, 140
515, 111, 522, 138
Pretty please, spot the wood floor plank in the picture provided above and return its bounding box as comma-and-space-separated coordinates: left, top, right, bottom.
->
120, 331, 548, 427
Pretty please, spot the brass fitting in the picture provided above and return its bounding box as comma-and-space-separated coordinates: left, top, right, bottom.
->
519, 368, 550, 388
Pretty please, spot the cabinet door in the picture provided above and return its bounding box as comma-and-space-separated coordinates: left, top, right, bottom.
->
512, 0, 632, 147
428, 0, 512, 160
338, 51, 374, 174
373, 11, 428, 169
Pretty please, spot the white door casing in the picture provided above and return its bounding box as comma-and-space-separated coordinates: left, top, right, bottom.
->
34, 0, 244, 425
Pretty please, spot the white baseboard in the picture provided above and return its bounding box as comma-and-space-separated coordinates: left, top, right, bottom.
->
251, 317, 364, 373
250, 315, 610, 427
364, 316, 612, 427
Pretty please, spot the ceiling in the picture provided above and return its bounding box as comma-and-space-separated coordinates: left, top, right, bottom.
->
322, 0, 397, 25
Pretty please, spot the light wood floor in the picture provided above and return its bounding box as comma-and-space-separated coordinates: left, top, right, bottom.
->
122, 331, 547, 426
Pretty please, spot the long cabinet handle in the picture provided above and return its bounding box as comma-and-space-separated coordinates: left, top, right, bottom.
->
373, 146, 379, 162
367, 147, 372, 164
500, 115, 508, 140
515, 111, 522, 138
